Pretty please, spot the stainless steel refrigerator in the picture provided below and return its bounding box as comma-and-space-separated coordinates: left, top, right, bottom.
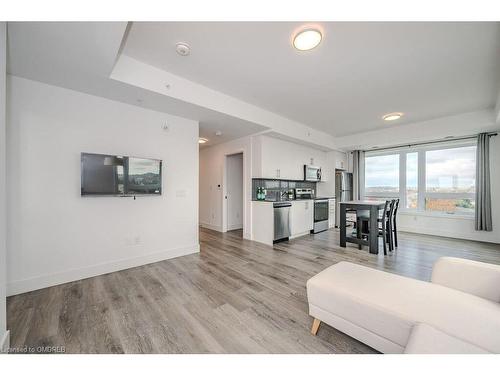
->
335, 171, 353, 227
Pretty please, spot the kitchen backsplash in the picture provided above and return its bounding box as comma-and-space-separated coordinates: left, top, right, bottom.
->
252, 178, 317, 201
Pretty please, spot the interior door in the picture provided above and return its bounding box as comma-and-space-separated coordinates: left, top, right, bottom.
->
226, 154, 243, 230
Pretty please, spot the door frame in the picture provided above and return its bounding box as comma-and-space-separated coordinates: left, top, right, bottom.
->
222, 150, 246, 235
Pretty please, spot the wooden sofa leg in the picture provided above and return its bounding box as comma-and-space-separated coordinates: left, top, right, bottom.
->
311, 318, 321, 335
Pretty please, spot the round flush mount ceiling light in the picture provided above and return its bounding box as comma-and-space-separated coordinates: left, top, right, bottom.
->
293, 28, 322, 51
198, 138, 208, 144
175, 42, 190, 56
382, 112, 404, 121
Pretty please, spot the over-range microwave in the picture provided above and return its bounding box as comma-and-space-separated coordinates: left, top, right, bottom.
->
304, 165, 322, 182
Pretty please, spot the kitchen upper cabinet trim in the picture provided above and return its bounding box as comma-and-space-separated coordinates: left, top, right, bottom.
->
253, 135, 328, 181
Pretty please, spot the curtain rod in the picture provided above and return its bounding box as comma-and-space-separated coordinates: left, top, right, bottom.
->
360, 132, 498, 153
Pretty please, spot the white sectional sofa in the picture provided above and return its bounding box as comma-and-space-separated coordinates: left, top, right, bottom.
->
306, 257, 500, 353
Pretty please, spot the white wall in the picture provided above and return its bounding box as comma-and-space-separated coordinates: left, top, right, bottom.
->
0, 22, 8, 349
6, 76, 200, 295
199, 136, 253, 239
226, 153, 243, 230
397, 135, 500, 243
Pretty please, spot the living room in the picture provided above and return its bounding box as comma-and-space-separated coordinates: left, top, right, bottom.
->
1, 0, 500, 373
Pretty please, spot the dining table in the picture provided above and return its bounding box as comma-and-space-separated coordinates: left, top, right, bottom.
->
339, 200, 387, 254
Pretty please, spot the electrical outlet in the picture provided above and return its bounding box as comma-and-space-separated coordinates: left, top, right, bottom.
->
176, 190, 187, 198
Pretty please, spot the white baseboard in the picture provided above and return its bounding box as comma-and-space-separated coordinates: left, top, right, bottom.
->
1, 330, 9, 354
7, 244, 200, 296
199, 222, 223, 232
227, 223, 243, 231
290, 231, 311, 239
398, 226, 500, 243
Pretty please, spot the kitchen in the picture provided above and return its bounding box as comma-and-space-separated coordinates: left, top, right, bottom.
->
250, 134, 351, 246
199, 133, 351, 245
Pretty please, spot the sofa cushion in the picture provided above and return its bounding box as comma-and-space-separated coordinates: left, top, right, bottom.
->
431, 257, 500, 303
307, 262, 500, 353
404, 323, 490, 354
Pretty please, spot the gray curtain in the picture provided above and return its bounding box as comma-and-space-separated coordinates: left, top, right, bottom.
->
352, 150, 364, 200
475, 133, 492, 231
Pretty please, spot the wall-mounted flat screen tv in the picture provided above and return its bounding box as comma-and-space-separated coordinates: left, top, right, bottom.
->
81, 153, 162, 196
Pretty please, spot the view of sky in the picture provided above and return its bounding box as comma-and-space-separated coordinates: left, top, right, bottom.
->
128, 158, 161, 175
365, 154, 399, 188
365, 146, 476, 191
406, 152, 418, 188
425, 146, 476, 190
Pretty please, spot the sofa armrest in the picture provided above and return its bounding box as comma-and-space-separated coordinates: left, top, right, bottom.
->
431, 257, 500, 303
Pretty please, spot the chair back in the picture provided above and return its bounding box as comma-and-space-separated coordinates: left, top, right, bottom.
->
382, 200, 391, 218
384, 199, 393, 217
388, 199, 397, 221
393, 198, 400, 219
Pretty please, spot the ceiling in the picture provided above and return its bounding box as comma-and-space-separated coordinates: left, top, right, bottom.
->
6, 22, 267, 148
123, 22, 500, 137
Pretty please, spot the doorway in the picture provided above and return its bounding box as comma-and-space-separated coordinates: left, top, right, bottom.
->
225, 153, 244, 237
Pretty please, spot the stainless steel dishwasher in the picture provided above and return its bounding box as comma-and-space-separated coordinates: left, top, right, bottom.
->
273, 202, 291, 243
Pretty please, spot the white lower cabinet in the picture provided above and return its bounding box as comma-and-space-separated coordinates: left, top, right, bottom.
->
290, 200, 314, 238
251, 201, 274, 245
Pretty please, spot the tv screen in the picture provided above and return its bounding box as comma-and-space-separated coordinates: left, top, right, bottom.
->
81, 153, 162, 196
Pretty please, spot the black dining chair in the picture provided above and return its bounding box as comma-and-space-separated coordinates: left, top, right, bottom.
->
358, 199, 394, 255
392, 198, 400, 248
353, 210, 369, 250
386, 199, 396, 252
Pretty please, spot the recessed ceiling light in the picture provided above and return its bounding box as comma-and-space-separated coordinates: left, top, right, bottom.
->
382, 112, 404, 121
175, 42, 190, 56
215, 131, 222, 136
198, 138, 208, 144
293, 29, 322, 51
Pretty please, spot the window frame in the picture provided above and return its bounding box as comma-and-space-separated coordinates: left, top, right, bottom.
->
362, 140, 477, 217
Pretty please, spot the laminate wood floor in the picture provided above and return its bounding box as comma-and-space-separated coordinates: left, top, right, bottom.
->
7, 228, 500, 353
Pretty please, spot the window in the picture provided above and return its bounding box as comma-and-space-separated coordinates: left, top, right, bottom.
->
406, 152, 418, 209
364, 154, 399, 198
363, 142, 476, 216
424, 146, 476, 215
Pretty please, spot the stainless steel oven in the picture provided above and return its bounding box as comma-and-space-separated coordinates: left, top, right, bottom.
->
313, 199, 329, 233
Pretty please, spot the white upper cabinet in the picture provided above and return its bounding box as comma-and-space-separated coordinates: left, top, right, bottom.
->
254, 135, 327, 181
334, 151, 348, 171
